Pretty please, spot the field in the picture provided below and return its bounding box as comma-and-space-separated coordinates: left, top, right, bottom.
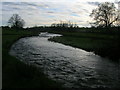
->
2, 27, 120, 88
48, 28, 120, 61
2, 28, 62, 88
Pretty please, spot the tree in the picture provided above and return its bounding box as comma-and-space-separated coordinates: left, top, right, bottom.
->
51, 21, 78, 28
8, 14, 25, 28
90, 2, 119, 27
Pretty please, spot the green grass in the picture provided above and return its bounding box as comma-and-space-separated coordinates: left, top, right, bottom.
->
2, 27, 120, 89
49, 30, 118, 39
2, 28, 63, 88
49, 31, 120, 61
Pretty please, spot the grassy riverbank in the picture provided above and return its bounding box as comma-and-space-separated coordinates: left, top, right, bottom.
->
2, 28, 62, 88
48, 28, 120, 61
2, 26, 120, 89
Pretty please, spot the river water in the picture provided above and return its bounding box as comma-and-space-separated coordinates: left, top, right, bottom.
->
9, 33, 120, 88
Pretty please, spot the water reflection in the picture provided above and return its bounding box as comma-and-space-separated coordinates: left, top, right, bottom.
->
9, 33, 120, 88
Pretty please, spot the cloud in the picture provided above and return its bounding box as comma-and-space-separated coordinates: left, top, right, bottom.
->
1, 2, 94, 27
87, 2, 100, 6
2, 0, 118, 2
1, 0, 117, 27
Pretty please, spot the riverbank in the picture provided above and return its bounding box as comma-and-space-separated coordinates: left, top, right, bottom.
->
48, 30, 120, 61
2, 28, 62, 88
2, 27, 120, 89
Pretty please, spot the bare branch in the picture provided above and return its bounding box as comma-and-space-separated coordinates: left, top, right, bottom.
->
90, 2, 118, 27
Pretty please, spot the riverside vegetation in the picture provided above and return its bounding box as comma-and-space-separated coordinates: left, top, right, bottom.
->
2, 26, 120, 89
2, 27, 63, 88
2, 2, 120, 88
48, 27, 120, 61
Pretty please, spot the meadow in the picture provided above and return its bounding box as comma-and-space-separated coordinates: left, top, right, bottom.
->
48, 27, 120, 61
2, 26, 120, 88
2, 28, 62, 88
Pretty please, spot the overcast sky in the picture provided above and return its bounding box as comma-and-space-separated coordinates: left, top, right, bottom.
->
1, 0, 120, 27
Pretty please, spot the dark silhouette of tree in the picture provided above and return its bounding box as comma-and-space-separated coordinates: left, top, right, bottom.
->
8, 14, 25, 28
90, 2, 119, 27
51, 21, 78, 28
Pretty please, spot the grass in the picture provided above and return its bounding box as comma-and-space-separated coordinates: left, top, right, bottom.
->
2, 27, 120, 89
2, 28, 63, 89
48, 30, 120, 61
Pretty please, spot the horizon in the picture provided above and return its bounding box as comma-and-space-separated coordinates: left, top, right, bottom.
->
1, 0, 120, 27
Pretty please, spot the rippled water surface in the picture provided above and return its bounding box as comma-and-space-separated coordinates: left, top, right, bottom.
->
10, 33, 120, 88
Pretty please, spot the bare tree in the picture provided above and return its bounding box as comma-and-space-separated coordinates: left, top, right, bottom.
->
51, 21, 78, 28
8, 14, 25, 28
90, 2, 119, 27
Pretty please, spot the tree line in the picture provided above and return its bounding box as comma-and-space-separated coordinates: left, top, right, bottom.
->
51, 21, 78, 28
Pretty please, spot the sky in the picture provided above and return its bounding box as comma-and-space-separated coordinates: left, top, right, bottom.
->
1, 0, 120, 27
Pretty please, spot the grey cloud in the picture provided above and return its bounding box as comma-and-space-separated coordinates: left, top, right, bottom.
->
87, 2, 100, 6
1, 2, 93, 27
82, 9, 89, 13
22, 2, 38, 7
78, 20, 84, 22
2, 2, 21, 5
22, 2, 48, 8
2, 2, 24, 11
47, 11, 54, 13
2, 7, 10, 11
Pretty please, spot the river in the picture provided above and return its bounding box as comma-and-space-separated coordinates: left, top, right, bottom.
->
9, 33, 120, 88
